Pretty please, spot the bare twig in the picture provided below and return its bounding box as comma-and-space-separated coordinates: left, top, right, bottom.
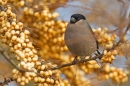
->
111, 14, 130, 50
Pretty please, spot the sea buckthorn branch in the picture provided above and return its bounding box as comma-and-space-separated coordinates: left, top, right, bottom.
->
97, 64, 128, 83
0, 48, 25, 72
0, 4, 43, 77
0, 47, 62, 85
51, 54, 103, 70
0, 4, 64, 85
0, 45, 102, 76
0, 1, 130, 85
0, 8, 129, 72
0, 77, 13, 86
0, 48, 44, 78
50, 14, 130, 70
0, 46, 60, 85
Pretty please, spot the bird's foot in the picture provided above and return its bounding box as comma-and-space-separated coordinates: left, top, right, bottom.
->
72, 56, 78, 65
80, 56, 86, 63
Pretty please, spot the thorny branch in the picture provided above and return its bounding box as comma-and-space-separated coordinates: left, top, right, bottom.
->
51, 54, 103, 70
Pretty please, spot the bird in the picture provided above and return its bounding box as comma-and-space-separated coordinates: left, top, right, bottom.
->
64, 14, 100, 63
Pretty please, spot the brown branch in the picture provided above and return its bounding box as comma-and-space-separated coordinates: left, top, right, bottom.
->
51, 54, 103, 70
50, 37, 124, 70
50, 26, 129, 70
0, 5, 5, 11
51, 14, 130, 70
0, 48, 43, 77
0, 2, 129, 75
0, 48, 26, 72
0, 77, 13, 86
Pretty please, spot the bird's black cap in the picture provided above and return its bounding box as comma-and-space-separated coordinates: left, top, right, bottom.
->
70, 14, 86, 24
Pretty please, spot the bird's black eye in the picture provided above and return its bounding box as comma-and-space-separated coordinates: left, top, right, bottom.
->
70, 17, 76, 24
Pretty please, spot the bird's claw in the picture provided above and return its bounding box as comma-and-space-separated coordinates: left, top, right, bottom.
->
72, 56, 78, 65
80, 56, 86, 63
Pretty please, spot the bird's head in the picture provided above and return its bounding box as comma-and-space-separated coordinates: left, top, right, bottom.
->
70, 14, 86, 24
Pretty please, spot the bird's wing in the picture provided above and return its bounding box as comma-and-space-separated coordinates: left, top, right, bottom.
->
85, 20, 99, 49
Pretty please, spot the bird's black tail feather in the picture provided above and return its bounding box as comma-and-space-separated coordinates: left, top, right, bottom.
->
97, 50, 101, 55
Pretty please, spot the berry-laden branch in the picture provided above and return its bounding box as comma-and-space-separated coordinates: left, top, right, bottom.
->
0, 46, 102, 71
0, 1, 130, 85
51, 54, 103, 70
0, 48, 44, 78
0, 3, 68, 86
50, 13, 130, 70
0, 48, 26, 72
0, 7, 129, 72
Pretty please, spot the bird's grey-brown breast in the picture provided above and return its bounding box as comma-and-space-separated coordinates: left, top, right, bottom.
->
64, 20, 97, 56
